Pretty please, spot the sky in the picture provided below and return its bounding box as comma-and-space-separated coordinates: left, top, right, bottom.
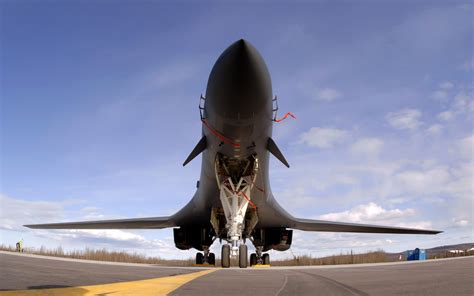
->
1, 1, 473, 260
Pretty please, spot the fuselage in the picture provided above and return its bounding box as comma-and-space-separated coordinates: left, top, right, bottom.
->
172, 39, 293, 237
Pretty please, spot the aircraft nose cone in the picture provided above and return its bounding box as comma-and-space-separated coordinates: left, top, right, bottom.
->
205, 39, 272, 120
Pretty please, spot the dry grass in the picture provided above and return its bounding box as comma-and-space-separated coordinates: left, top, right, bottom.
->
271, 250, 389, 266
1, 244, 471, 266
0, 244, 194, 266
429, 249, 474, 260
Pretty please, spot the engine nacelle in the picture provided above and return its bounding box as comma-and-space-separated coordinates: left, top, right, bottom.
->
252, 228, 293, 252
173, 227, 214, 251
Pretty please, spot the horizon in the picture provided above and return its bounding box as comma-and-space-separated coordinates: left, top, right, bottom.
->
3, 242, 473, 263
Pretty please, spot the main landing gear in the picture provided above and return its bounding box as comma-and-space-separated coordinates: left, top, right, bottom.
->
195, 247, 215, 265
250, 246, 270, 266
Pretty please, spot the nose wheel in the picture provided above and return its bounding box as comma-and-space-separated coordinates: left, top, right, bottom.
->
239, 244, 248, 268
221, 244, 230, 268
221, 243, 248, 268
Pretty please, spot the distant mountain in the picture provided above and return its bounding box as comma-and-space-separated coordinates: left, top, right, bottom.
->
385, 243, 474, 261
426, 243, 474, 253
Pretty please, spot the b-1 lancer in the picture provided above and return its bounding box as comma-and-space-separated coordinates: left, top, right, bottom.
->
26, 39, 441, 268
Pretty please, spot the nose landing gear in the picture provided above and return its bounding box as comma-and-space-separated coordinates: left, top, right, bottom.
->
221, 243, 248, 268
214, 154, 260, 269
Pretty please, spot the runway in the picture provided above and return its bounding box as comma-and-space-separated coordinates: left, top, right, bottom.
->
1, 251, 473, 295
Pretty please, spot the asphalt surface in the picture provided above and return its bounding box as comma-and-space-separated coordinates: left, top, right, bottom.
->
1, 251, 473, 295
0, 251, 199, 291
172, 257, 474, 296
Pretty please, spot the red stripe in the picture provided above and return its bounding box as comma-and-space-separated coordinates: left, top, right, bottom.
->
202, 119, 241, 148
241, 192, 257, 209
251, 178, 265, 193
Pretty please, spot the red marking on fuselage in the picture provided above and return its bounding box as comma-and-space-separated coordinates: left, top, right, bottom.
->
202, 119, 241, 148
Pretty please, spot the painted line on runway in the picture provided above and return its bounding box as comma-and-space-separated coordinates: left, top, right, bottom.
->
0, 269, 217, 296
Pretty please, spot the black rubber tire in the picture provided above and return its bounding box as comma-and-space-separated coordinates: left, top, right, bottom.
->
250, 253, 257, 266
239, 244, 248, 268
221, 245, 230, 268
263, 253, 270, 265
208, 253, 216, 265
196, 253, 204, 264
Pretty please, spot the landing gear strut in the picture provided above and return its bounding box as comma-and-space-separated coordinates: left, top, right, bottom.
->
212, 153, 261, 268
214, 155, 259, 268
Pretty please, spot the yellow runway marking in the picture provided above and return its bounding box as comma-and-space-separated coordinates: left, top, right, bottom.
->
0, 269, 216, 296
193, 263, 216, 267
251, 264, 271, 268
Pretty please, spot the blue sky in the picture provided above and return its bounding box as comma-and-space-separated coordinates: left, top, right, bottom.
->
1, 1, 472, 259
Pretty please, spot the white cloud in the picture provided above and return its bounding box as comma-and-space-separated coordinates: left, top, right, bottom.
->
458, 135, 473, 159
452, 218, 469, 227
426, 124, 443, 135
453, 91, 472, 111
394, 168, 451, 195
31, 228, 181, 256
319, 202, 416, 223
80, 207, 105, 220
437, 111, 454, 121
295, 79, 343, 102
0, 194, 64, 231
436, 91, 474, 122
432, 90, 448, 100
299, 127, 348, 148
0, 194, 187, 257
396, 221, 433, 229
439, 81, 454, 89
386, 109, 422, 130
350, 138, 384, 156
66, 229, 146, 242
317, 88, 342, 101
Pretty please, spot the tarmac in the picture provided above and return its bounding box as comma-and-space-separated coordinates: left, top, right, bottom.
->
0, 250, 473, 295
